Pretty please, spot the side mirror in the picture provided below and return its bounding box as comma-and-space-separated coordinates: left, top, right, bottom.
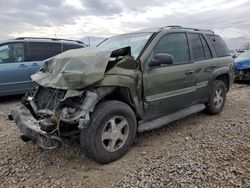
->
111, 46, 131, 57
148, 53, 174, 67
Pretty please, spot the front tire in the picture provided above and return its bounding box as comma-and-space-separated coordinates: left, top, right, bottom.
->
80, 100, 137, 164
206, 80, 227, 115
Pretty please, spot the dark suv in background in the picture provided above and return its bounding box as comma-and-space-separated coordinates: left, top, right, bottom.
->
0, 37, 85, 96
10, 26, 234, 163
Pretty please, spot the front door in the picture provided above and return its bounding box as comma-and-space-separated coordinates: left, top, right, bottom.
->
143, 32, 197, 120
0, 42, 30, 96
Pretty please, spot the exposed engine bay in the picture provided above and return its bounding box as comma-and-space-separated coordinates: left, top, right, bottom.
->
11, 86, 114, 150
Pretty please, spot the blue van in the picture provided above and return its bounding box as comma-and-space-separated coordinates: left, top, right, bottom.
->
0, 37, 85, 96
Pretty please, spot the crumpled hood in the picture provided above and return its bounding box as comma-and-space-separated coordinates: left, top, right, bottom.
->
31, 47, 115, 90
234, 59, 250, 70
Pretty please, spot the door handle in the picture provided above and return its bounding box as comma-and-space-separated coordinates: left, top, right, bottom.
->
31, 63, 39, 67
19, 63, 28, 68
185, 70, 194, 75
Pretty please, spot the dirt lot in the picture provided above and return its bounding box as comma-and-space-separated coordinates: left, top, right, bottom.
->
0, 83, 249, 188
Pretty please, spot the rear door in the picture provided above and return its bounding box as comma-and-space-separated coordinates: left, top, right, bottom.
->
187, 33, 214, 102
0, 42, 30, 96
143, 32, 197, 120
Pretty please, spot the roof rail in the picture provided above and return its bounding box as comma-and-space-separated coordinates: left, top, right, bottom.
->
162, 25, 182, 29
162, 25, 214, 35
15, 37, 84, 44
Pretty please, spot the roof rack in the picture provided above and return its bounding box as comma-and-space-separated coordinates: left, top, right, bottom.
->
162, 25, 214, 35
15, 37, 84, 44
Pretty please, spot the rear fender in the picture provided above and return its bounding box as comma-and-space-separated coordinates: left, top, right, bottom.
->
210, 67, 231, 92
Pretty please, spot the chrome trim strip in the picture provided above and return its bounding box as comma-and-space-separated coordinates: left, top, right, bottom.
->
145, 81, 209, 102
146, 86, 196, 102
196, 81, 209, 89
0, 80, 31, 86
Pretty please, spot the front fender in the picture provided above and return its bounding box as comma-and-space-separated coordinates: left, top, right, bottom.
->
97, 73, 144, 118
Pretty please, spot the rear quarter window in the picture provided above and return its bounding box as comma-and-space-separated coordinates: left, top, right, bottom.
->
208, 35, 230, 57
62, 43, 83, 52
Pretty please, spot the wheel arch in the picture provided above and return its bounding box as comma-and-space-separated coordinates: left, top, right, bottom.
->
212, 67, 230, 92
96, 86, 144, 120
214, 73, 230, 92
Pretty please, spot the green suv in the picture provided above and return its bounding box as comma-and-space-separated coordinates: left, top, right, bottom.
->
10, 26, 234, 164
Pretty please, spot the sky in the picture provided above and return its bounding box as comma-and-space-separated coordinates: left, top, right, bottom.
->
1, 0, 250, 42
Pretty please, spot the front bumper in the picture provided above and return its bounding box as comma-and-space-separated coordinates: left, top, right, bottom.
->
11, 103, 62, 149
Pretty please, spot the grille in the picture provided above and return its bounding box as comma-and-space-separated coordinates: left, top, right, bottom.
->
34, 86, 66, 111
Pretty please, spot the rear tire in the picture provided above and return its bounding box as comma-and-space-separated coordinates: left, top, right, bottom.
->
80, 100, 137, 164
206, 80, 226, 115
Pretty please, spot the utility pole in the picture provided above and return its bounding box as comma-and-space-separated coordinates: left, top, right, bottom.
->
88, 37, 90, 47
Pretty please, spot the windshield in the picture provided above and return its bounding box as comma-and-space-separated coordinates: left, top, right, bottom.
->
235, 50, 250, 61
98, 33, 153, 59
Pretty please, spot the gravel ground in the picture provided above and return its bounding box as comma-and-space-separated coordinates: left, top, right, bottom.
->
0, 83, 249, 188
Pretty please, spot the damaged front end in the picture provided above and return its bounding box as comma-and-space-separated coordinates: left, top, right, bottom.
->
10, 86, 114, 149
235, 69, 250, 80
10, 46, 136, 150
234, 52, 250, 80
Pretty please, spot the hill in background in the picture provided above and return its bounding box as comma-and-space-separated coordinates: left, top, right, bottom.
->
225, 36, 250, 50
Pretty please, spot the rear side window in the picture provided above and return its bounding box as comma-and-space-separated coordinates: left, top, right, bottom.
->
62, 43, 83, 52
0, 43, 25, 63
200, 35, 212, 59
188, 33, 205, 61
27, 42, 62, 61
188, 33, 212, 61
153, 33, 190, 64
208, 35, 230, 57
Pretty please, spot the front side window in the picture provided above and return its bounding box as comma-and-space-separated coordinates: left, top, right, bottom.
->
152, 33, 190, 64
0, 43, 25, 63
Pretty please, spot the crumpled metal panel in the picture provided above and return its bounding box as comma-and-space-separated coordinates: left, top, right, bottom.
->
31, 47, 113, 90
234, 59, 250, 70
